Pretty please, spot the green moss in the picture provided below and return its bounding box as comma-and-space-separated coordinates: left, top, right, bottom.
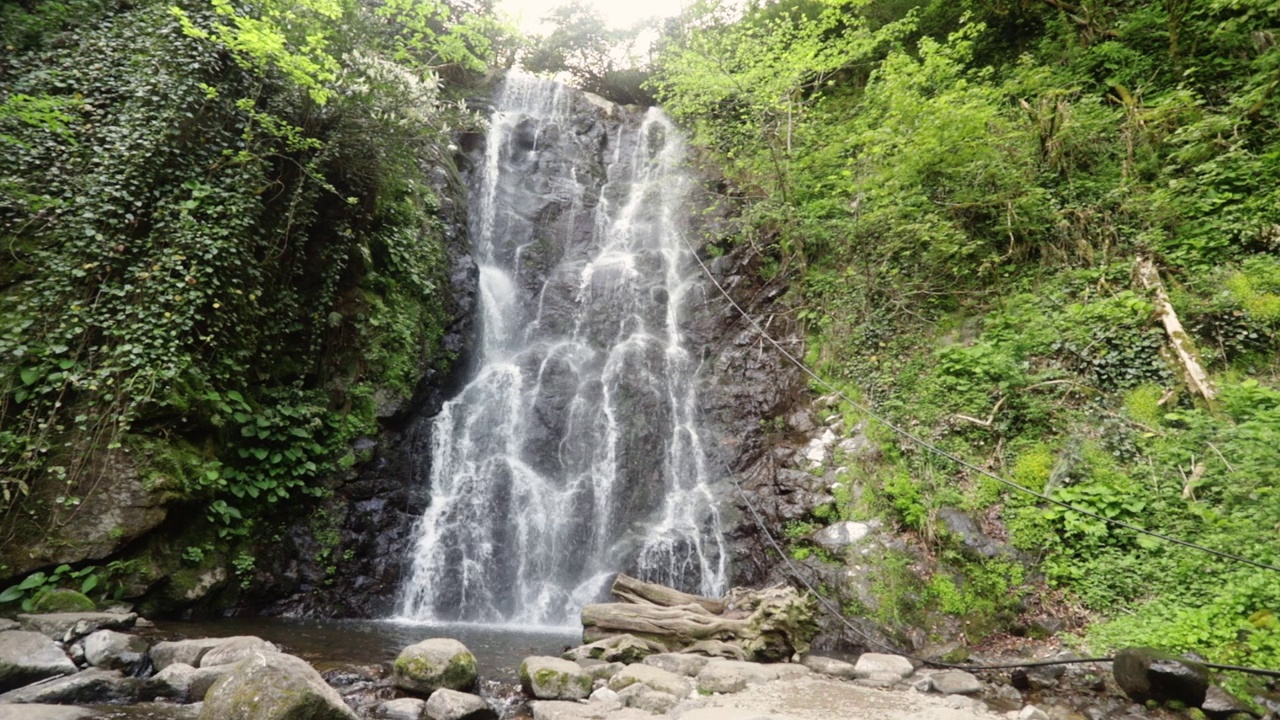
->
396, 649, 477, 692
1123, 384, 1165, 428
30, 588, 95, 612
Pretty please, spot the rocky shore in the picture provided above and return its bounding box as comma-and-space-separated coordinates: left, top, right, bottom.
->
1, 608, 1262, 720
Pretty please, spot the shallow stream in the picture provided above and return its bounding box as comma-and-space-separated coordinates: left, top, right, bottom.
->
145, 618, 579, 681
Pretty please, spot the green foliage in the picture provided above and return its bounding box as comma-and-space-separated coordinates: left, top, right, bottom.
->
521, 2, 651, 104
0, 560, 134, 610
653, 0, 1280, 672
0, 0, 488, 589
231, 551, 255, 589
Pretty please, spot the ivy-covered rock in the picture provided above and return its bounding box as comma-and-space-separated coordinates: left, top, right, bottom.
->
393, 639, 478, 696
198, 652, 357, 720
519, 657, 592, 700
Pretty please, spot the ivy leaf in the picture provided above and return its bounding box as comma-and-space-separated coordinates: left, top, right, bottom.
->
1136, 535, 1161, 551
19, 367, 40, 386
81, 575, 99, 594
0, 585, 25, 603
16, 572, 47, 590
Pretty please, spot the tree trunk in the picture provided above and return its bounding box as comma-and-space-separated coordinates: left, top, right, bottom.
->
582, 602, 748, 642
610, 574, 726, 614
580, 581, 819, 661
1135, 256, 1217, 402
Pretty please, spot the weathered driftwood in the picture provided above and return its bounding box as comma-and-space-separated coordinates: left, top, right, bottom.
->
1136, 256, 1217, 402
679, 639, 747, 660
581, 579, 818, 661
611, 574, 726, 614
582, 602, 746, 640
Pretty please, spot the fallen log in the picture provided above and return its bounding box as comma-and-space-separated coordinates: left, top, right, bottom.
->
582, 602, 745, 641
610, 574, 726, 614
1136, 256, 1217, 402
581, 581, 818, 661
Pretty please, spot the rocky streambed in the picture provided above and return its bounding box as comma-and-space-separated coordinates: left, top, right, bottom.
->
1, 608, 1258, 720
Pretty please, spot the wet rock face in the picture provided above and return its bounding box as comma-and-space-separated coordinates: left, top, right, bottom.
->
684, 247, 809, 589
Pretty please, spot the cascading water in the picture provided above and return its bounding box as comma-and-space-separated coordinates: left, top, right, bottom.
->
397, 75, 727, 625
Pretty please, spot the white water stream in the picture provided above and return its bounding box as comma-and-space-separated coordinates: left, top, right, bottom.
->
397, 76, 726, 625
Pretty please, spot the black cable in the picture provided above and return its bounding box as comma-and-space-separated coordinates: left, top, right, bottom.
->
679, 234, 1280, 676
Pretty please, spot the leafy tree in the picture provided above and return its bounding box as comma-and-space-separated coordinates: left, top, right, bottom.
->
522, 2, 653, 104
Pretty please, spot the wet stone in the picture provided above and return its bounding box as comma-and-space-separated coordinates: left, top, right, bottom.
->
1112, 647, 1208, 706
853, 653, 915, 679
0, 630, 77, 692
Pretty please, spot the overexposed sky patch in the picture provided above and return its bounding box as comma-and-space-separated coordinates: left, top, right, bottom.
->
498, 0, 689, 32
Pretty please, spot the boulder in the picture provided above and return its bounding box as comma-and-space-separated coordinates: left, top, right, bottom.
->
1200, 685, 1256, 720
151, 637, 236, 670
83, 629, 149, 673
521, 656, 592, 700
929, 669, 982, 695
425, 688, 497, 720
29, 589, 95, 614
0, 668, 141, 704
563, 634, 661, 664
198, 636, 280, 668
576, 660, 624, 682
937, 507, 1015, 559
393, 638, 478, 695
145, 662, 233, 703
18, 612, 137, 642
642, 653, 711, 677
694, 661, 777, 694
0, 630, 77, 691
608, 663, 692, 698
674, 710, 782, 720
0, 705, 95, 720
529, 700, 652, 720
588, 687, 619, 704
1017, 706, 1050, 720
1112, 647, 1208, 706
198, 651, 358, 720
378, 697, 426, 720
0, 620, 17, 632
617, 683, 680, 713
800, 654, 858, 679
811, 521, 877, 550
853, 653, 914, 679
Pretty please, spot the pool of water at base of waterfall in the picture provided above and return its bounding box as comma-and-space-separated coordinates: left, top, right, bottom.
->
141, 616, 580, 682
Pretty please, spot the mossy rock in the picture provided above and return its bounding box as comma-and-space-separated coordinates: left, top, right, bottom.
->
519, 656, 591, 700
29, 589, 95, 613
199, 651, 357, 720
392, 638, 477, 696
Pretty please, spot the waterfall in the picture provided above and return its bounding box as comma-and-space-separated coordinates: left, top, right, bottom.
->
396, 75, 727, 625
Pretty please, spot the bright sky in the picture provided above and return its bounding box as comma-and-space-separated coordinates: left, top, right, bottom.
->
498, 0, 689, 32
